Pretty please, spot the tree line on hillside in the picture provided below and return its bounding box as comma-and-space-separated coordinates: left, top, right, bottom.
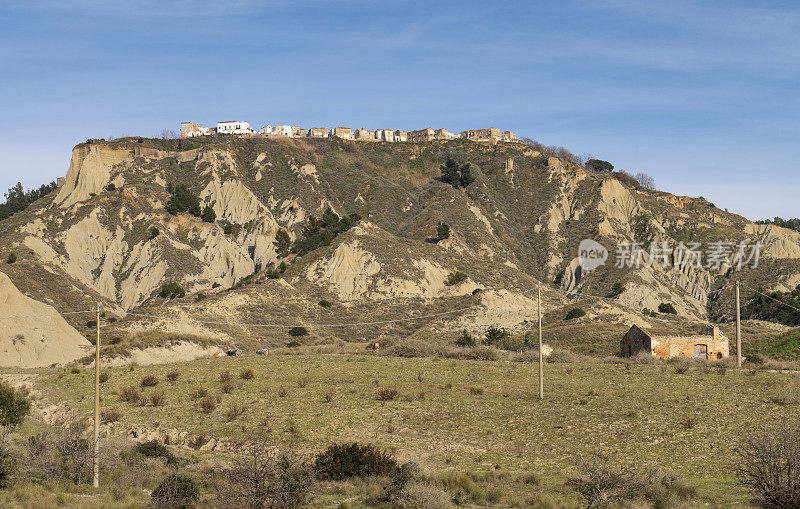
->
0, 181, 58, 222
755, 217, 800, 233
743, 285, 800, 326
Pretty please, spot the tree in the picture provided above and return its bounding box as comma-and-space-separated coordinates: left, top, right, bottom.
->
0, 381, 30, 428
435, 222, 450, 242
586, 159, 614, 173
456, 329, 475, 347
658, 302, 677, 315
459, 163, 475, 187
439, 159, 461, 187
274, 229, 291, 258
634, 172, 656, 190
200, 205, 216, 223
611, 282, 625, 296
564, 308, 586, 320
484, 327, 509, 346
439, 158, 475, 188
158, 129, 178, 140
736, 419, 800, 509
166, 183, 201, 217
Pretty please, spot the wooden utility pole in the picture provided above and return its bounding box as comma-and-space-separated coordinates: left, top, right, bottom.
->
735, 281, 742, 368
538, 284, 543, 400
93, 303, 101, 489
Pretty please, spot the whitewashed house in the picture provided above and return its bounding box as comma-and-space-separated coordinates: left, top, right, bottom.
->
260, 125, 274, 135
217, 121, 253, 135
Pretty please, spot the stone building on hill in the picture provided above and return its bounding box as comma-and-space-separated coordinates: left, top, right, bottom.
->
332, 127, 353, 139
620, 324, 729, 360
408, 128, 435, 142
461, 127, 501, 142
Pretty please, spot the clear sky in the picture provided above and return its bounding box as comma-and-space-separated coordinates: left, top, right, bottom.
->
0, 0, 797, 220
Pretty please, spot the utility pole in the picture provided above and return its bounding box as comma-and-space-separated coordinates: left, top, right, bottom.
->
93, 303, 101, 489
538, 284, 543, 400
735, 281, 742, 368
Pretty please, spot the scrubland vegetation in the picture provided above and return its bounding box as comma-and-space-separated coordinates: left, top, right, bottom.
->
0, 347, 795, 507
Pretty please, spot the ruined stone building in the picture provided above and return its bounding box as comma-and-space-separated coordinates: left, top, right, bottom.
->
180, 122, 211, 138
355, 128, 376, 141
408, 128, 435, 142
460, 127, 501, 142
502, 131, 516, 142
332, 127, 353, 139
620, 324, 729, 360
307, 127, 329, 138
394, 130, 407, 142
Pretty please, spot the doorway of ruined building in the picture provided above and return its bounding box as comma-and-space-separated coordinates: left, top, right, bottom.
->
627, 345, 632, 357
694, 344, 708, 359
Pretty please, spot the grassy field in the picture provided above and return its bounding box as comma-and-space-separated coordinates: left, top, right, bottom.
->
28, 351, 800, 507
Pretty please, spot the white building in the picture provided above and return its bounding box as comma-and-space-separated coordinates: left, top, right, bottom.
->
260, 125, 274, 135
217, 121, 253, 135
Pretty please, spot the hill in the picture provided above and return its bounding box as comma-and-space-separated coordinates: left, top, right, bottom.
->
1, 135, 799, 363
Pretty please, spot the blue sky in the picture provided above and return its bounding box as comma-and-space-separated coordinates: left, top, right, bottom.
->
0, 0, 797, 220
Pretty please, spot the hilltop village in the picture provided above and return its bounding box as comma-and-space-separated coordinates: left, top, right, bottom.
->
181, 120, 518, 143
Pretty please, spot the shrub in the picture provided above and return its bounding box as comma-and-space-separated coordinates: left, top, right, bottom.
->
189, 387, 208, 400
446, 271, 468, 286
221, 381, 235, 394
0, 444, 17, 489
273, 229, 292, 258
386, 340, 435, 358
455, 329, 475, 347
564, 307, 586, 320
199, 396, 217, 413
104, 182, 116, 192
435, 222, 451, 242
165, 182, 201, 217
223, 440, 312, 508
772, 385, 800, 406
160, 281, 185, 299
377, 388, 399, 401
658, 302, 677, 315
119, 385, 142, 404
140, 374, 159, 387
484, 327, 510, 346
98, 371, 109, 383
149, 227, 160, 240
240, 368, 254, 380
737, 419, 800, 509
265, 268, 281, 279
101, 407, 122, 424
318, 299, 332, 308
6, 253, 16, 264
439, 158, 474, 188
219, 370, 233, 384
150, 391, 166, 406
569, 454, 695, 508
393, 481, 453, 509
26, 420, 93, 484
212, 282, 221, 288
166, 370, 180, 382
314, 443, 399, 480
151, 474, 199, 509
225, 403, 247, 422
133, 440, 177, 466
200, 204, 216, 223
0, 381, 31, 427
288, 326, 308, 337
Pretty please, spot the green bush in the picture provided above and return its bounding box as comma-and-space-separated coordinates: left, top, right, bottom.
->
455, 329, 475, 347
6, 253, 16, 264
658, 302, 677, 315
0, 444, 17, 489
439, 158, 474, 188
288, 327, 308, 337
484, 327, 510, 346
0, 381, 30, 428
291, 209, 362, 256
133, 440, 177, 466
274, 229, 292, 258
313, 443, 399, 480
160, 281, 185, 299
104, 183, 116, 192
265, 268, 281, 279
435, 222, 451, 242
446, 271, 468, 286
166, 183, 201, 217
151, 474, 199, 509
318, 300, 332, 308
611, 282, 625, 296
565, 308, 586, 320
200, 205, 216, 223
149, 227, 160, 240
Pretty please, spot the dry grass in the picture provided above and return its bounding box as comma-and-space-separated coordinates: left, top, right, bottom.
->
38, 352, 800, 505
